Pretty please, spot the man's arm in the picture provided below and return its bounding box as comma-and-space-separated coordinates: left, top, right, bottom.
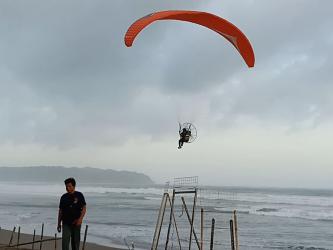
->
57, 209, 62, 232
76, 205, 86, 225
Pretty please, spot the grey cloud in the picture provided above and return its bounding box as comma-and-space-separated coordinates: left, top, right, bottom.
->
0, 0, 333, 147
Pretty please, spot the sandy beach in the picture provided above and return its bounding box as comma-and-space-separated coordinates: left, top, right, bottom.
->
0, 228, 126, 250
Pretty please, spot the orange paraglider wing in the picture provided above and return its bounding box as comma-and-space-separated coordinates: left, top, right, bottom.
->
124, 10, 255, 67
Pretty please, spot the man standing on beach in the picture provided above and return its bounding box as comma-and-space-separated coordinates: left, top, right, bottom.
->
57, 178, 86, 250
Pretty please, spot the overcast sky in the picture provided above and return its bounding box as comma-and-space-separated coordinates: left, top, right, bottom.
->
0, 0, 333, 188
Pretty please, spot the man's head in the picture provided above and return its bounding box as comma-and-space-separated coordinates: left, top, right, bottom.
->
183, 128, 186, 132
64, 177, 76, 194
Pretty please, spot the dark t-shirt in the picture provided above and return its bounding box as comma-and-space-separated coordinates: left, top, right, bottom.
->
59, 191, 86, 225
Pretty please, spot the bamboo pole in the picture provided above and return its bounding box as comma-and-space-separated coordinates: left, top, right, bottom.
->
39, 223, 44, 250
54, 234, 57, 250
229, 220, 235, 250
233, 210, 239, 250
209, 218, 215, 250
180, 197, 200, 249
166, 196, 182, 250
200, 208, 204, 250
8, 226, 16, 246
165, 189, 175, 250
32, 229, 36, 250
152, 193, 168, 250
4, 237, 62, 248
82, 225, 88, 250
16, 226, 21, 250
189, 188, 198, 250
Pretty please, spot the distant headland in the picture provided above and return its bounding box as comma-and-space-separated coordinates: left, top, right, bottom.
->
0, 166, 154, 186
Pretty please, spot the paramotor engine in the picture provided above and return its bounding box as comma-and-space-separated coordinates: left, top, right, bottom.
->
179, 122, 197, 143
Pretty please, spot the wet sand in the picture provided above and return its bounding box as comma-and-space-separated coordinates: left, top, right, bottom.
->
0, 228, 126, 250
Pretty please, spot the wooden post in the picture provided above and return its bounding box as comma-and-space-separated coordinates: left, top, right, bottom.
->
233, 210, 239, 250
39, 223, 44, 250
230, 220, 235, 250
54, 234, 57, 250
82, 225, 88, 250
200, 208, 204, 250
210, 218, 215, 250
32, 229, 36, 250
16, 226, 21, 249
8, 226, 16, 246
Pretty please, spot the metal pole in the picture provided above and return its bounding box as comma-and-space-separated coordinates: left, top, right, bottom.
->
230, 220, 235, 250
8, 226, 16, 246
201, 208, 204, 250
39, 223, 44, 250
180, 197, 200, 249
233, 210, 239, 250
82, 225, 88, 250
32, 229, 36, 250
165, 189, 175, 250
210, 218, 215, 250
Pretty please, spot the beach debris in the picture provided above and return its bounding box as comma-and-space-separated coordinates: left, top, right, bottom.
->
124, 238, 134, 250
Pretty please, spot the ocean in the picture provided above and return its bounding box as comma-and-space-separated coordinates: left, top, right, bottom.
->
0, 181, 332, 249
